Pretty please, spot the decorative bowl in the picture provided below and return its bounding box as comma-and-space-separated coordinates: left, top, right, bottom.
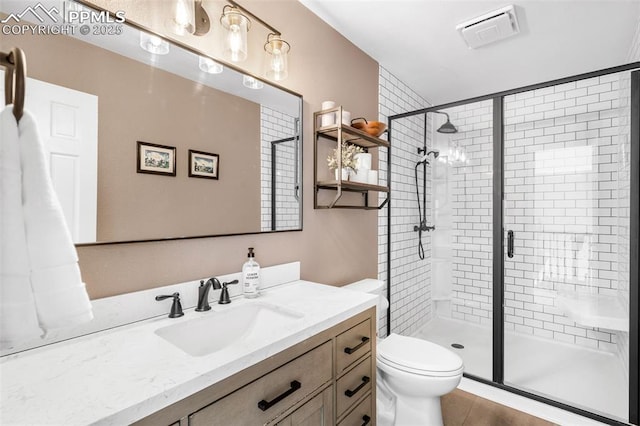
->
351, 118, 387, 137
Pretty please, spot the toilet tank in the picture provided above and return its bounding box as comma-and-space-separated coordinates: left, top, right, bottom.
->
343, 279, 389, 332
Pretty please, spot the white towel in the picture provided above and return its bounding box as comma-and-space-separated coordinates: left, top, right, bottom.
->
0, 106, 93, 349
0, 106, 41, 348
18, 109, 93, 330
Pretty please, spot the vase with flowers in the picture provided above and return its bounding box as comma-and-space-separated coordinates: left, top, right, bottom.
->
327, 141, 364, 181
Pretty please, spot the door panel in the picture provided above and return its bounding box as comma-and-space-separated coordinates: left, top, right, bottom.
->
1, 71, 98, 243
502, 71, 631, 422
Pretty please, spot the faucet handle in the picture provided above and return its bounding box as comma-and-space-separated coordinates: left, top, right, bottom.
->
155, 292, 184, 318
219, 279, 239, 304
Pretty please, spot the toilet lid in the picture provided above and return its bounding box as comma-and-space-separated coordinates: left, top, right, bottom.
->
377, 333, 463, 375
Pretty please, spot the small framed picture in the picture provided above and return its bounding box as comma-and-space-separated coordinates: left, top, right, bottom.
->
188, 149, 219, 180
137, 141, 176, 176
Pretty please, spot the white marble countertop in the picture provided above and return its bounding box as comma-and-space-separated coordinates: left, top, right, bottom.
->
0, 280, 376, 425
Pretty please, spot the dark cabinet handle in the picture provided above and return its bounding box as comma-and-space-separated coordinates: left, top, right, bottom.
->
344, 337, 370, 354
257, 380, 301, 411
507, 230, 514, 258
345, 376, 370, 398
362, 415, 371, 425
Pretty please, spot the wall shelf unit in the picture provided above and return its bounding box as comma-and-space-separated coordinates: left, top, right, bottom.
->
313, 106, 391, 209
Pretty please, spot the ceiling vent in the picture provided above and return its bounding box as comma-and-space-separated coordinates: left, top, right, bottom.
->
456, 5, 520, 49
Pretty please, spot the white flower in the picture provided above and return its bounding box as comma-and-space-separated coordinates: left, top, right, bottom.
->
327, 142, 364, 171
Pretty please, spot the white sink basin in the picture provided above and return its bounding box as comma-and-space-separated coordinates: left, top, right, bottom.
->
155, 302, 304, 356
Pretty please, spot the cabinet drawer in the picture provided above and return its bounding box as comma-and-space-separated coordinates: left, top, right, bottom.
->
336, 319, 372, 374
272, 386, 333, 426
338, 393, 373, 426
336, 356, 373, 417
189, 341, 332, 426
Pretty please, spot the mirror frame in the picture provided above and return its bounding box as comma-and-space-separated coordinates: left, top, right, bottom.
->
66, 0, 304, 246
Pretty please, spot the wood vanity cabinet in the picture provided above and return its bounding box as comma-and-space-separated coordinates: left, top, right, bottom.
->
133, 307, 376, 426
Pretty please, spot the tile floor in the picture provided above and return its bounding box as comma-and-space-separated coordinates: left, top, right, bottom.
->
442, 389, 555, 426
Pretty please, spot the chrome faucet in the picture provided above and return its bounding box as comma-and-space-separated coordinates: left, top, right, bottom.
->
196, 278, 221, 311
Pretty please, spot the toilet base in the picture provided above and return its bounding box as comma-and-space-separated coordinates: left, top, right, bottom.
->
376, 393, 444, 426
395, 394, 443, 426
377, 381, 447, 426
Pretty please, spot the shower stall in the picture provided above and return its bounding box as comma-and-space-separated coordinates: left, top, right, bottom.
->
385, 65, 639, 425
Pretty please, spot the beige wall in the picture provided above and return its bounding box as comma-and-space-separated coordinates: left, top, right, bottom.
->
2, 32, 261, 241
56, 0, 378, 298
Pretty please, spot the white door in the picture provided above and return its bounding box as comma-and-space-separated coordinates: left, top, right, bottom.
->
1, 72, 98, 243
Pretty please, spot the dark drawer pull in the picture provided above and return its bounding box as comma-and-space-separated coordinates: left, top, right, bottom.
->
344, 336, 370, 354
257, 380, 301, 411
345, 376, 370, 398
362, 415, 371, 425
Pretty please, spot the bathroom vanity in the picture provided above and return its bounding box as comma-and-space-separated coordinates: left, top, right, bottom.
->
0, 279, 377, 425
138, 307, 376, 425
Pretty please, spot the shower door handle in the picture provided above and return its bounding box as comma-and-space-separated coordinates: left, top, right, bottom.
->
507, 230, 514, 258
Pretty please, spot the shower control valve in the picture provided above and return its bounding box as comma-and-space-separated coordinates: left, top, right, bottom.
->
414, 223, 435, 232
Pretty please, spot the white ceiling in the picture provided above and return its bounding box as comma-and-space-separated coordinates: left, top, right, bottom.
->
300, 0, 640, 106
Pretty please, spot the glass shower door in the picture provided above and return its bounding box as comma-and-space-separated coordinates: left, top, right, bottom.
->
416, 100, 494, 381
502, 71, 631, 422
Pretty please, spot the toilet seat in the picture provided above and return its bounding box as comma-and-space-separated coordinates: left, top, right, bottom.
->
377, 333, 463, 377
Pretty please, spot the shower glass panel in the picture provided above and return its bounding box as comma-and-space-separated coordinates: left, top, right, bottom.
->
266, 136, 300, 231
503, 71, 631, 422
386, 114, 432, 338
416, 100, 494, 381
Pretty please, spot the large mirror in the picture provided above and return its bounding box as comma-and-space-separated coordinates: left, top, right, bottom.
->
0, 0, 302, 244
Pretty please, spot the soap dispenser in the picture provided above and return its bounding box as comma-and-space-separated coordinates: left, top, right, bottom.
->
242, 247, 261, 298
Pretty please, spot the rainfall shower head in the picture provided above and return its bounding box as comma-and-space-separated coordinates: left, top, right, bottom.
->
435, 111, 458, 134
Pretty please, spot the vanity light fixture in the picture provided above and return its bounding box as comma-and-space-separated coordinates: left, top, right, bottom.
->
219, 1, 292, 80
168, 0, 195, 35
168, 0, 211, 36
220, 5, 250, 62
243, 75, 264, 90
139, 32, 170, 55
199, 56, 224, 74
264, 33, 290, 81
444, 139, 468, 165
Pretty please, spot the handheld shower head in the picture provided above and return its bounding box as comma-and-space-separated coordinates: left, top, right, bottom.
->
416, 150, 440, 164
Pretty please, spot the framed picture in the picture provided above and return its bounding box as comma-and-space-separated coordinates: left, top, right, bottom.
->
137, 141, 176, 176
188, 149, 219, 180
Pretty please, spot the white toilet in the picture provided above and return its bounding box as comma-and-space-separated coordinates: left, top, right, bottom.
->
344, 279, 463, 426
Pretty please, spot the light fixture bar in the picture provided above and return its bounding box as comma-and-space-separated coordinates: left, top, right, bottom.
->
227, 0, 281, 36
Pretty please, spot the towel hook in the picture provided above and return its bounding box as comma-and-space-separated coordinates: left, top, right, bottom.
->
0, 47, 26, 122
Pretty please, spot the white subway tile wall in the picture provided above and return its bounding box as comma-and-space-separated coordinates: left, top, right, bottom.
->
503, 72, 631, 350
260, 106, 299, 232
378, 66, 432, 337
440, 101, 494, 327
